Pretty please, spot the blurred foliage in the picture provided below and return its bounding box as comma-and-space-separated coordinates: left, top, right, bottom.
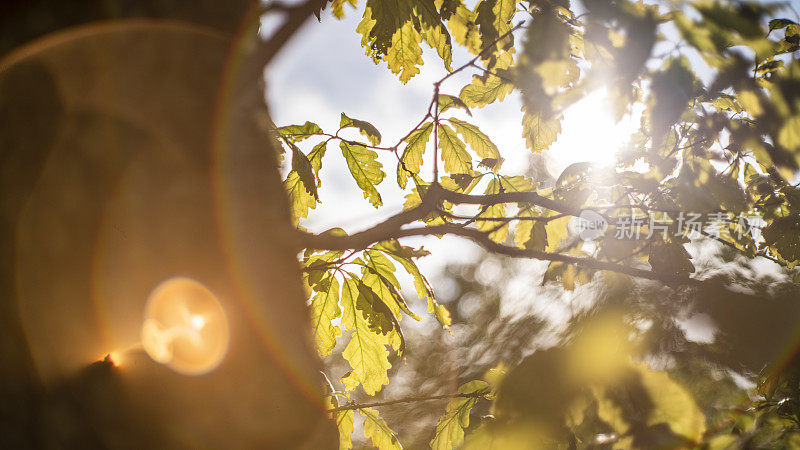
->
367, 248, 800, 449
278, 0, 800, 448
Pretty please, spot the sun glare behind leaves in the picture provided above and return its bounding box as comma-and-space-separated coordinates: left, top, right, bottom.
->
548, 88, 642, 175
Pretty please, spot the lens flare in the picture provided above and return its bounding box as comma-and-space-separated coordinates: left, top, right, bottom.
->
141, 277, 230, 376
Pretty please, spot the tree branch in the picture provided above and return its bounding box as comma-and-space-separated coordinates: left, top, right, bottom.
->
438, 189, 582, 216
294, 179, 704, 285
298, 219, 700, 286
256, 0, 329, 68
327, 390, 491, 412
295, 182, 577, 248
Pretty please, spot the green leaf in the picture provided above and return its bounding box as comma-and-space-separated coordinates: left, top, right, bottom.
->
398, 122, 433, 189
778, 116, 800, 151
438, 94, 472, 115
308, 141, 327, 179
762, 215, 800, 268
446, 2, 481, 51
365, 249, 400, 287
536, 59, 580, 92
448, 118, 501, 167
363, 249, 421, 322
277, 121, 324, 142
375, 240, 451, 329
340, 276, 392, 395
314, 0, 357, 19
475, 0, 517, 53
477, 179, 509, 243
442, 173, 483, 193
340, 112, 382, 146
706, 174, 747, 213
544, 214, 571, 252
769, 18, 797, 32
403, 184, 425, 210
430, 381, 490, 450
522, 111, 561, 153
355, 269, 407, 353
710, 96, 743, 113
362, 268, 418, 329
542, 261, 592, 290
514, 209, 547, 251
673, 11, 723, 64
650, 56, 696, 142
696, 3, 765, 40
309, 274, 341, 357
438, 123, 472, 175
303, 249, 344, 290
648, 242, 695, 279
357, 0, 454, 82
361, 407, 403, 450
415, 0, 454, 71
756, 59, 783, 76
353, 271, 399, 335
284, 171, 317, 225
498, 175, 536, 194
290, 143, 319, 201
340, 141, 385, 208
387, 21, 424, 83
459, 75, 513, 108
335, 409, 355, 450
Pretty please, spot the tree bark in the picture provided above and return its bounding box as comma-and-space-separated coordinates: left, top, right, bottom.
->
0, 8, 335, 450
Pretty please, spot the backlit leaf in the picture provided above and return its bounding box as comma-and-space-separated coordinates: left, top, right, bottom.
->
357, 0, 454, 82
438, 94, 472, 115
285, 171, 317, 224
340, 276, 392, 395
778, 115, 800, 152
387, 21, 424, 83
308, 141, 327, 180
341, 112, 382, 146
522, 111, 561, 153
375, 240, 451, 329
361, 407, 403, 450
514, 208, 547, 251
430, 381, 491, 450
459, 75, 514, 108
648, 242, 695, 279
438, 123, 472, 175
335, 409, 355, 450
290, 143, 319, 201
475, 0, 518, 53
477, 178, 509, 243
762, 215, 800, 268
310, 274, 341, 357
398, 122, 433, 189
769, 18, 797, 32
277, 121, 323, 142
448, 118, 501, 165
341, 141, 385, 208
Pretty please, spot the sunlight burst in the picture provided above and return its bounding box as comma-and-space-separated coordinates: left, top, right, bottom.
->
141, 277, 229, 376
548, 89, 642, 174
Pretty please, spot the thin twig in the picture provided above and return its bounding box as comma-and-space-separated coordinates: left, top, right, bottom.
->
327, 390, 490, 412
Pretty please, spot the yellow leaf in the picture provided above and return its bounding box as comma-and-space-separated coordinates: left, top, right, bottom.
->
340, 277, 391, 395
310, 275, 341, 357
438, 123, 472, 174
386, 21, 424, 84
778, 115, 800, 151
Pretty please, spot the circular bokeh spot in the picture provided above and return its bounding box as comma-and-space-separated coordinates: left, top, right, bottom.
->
142, 277, 230, 376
